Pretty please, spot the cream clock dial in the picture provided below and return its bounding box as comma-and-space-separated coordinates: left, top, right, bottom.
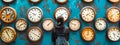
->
107, 27, 120, 41
2, 0, 14, 3
95, 18, 106, 31
28, 26, 43, 42
0, 6, 17, 23
15, 18, 27, 31
69, 19, 81, 31
81, 6, 96, 22
108, 0, 120, 3
42, 19, 54, 31
56, 0, 68, 4
1, 26, 16, 43
81, 27, 95, 41
54, 7, 70, 22
29, 0, 41, 3
83, 0, 93, 3
27, 6, 43, 23
106, 7, 120, 23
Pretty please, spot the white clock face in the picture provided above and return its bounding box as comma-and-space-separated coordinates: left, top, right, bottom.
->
29, 0, 40, 3
107, 27, 120, 41
28, 27, 43, 42
15, 18, 27, 31
81, 6, 96, 22
95, 18, 106, 31
83, 0, 93, 2
109, 0, 120, 3
69, 19, 80, 31
54, 7, 70, 22
42, 19, 54, 31
3, 0, 14, 3
27, 6, 43, 23
56, 0, 68, 3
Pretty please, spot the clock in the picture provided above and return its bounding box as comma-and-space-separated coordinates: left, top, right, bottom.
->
107, 27, 120, 41
83, 0, 94, 3
1, 26, 16, 43
27, 26, 43, 42
95, 18, 106, 31
0, 6, 17, 23
29, 0, 41, 3
42, 19, 54, 31
15, 18, 27, 31
2, 0, 15, 3
69, 19, 81, 31
108, 0, 120, 3
27, 6, 43, 23
106, 7, 120, 23
54, 7, 70, 22
81, 27, 95, 41
55, 0, 68, 4
81, 6, 96, 22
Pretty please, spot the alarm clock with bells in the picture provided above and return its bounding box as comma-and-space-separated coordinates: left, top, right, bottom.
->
0, 6, 17, 24
27, 6, 43, 23
69, 19, 81, 31
2, 0, 15, 3
42, 19, 54, 31
106, 7, 120, 23
95, 18, 106, 31
81, 27, 95, 41
81, 6, 96, 22
27, 26, 43, 42
1, 26, 16, 43
15, 18, 27, 31
54, 7, 70, 22
55, 0, 68, 4
82, 0, 94, 3
107, 27, 120, 41
29, 0, 41, 3
108, 0, 120, 3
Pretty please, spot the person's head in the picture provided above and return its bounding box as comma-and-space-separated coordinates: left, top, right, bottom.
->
56, 16, 64, 25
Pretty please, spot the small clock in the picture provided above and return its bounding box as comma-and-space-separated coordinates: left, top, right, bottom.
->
27, 6, 43, 23
108, 0, 120, 3
42, 19, 54, 31
69, 19, 81, 31
1, 26, 16, 43
27, 26, 43, 42
54, 7, 70, 22
83, 0, 94, 3
15, 18, 27, 31
95, 18, 106, 31
81, 6, 96, 22
81, 27, 95, 41
29, 0, 41, 3
107, 27, 120, 41
55, 0, 68, 4
2, 0, 15, 3
106, 7, 120, 23
0, 6, 17, 24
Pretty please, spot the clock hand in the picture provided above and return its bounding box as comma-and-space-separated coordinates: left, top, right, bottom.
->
6, 31, 10, 37
47, 22, 52, 26
32, 32, 39, 37
71, 22, 76, 26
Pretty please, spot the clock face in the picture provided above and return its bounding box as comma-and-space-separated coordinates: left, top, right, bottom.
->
29, 0, 41, 3
54, 7, 70, 22
83, 0, 93, 3
0, 6, 17, 23
69, 19, 81, 31
42, 19, 54, 31
27, 6, 43, 23
95, 18, 106, 31
81, 27, 95, 41
81, 6, 96, 22
15, 18, 27, 31
107, 27, 120, 41
56, 0, 68, 4
108, 0, 120, 3
106, 7, 120, 23
28, 26, 43, 42
1, 26, 16, 43
2, 0, 14, 3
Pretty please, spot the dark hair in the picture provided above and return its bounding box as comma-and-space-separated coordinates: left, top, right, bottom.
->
56, 16, 64, 25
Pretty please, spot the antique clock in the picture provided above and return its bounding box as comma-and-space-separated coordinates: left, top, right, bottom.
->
1, 26, 16, 43
15, 18, 27, 31
108, 0, 120, 3
27, 26, 43, 42
29, 0, 41, 3
2, 0, 15, 3
81, 6, 96, 22
54, 7, 70, 22
81, 27, 95, 41
95, 18, 106, 31
42, 19, 54, 31
55, 0, 68, 4
83, 0, 94, 3
106, 7, 120, 23
69, 19, 81, 31
0, 6, 17, 23
27, 6, 43, 23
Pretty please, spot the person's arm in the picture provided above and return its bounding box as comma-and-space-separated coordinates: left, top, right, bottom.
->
65, 27, 70, 41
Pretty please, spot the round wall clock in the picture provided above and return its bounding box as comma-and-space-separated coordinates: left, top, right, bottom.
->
2, 0, 15, 3
108, 0, 120, 3
81, 27, 95, 41
15, 18, 27, 31
83, 0, 94, 3
1, 26, 16, 43
106, 7, 120, 23
27, 6, 43, 23
29, 0, 41, 3
69, 19, 81, 31
55, 0, 68, 4
54, 7, 70, 22
0, 6, 17, 23
27, 26, 43, 42
81, 6, 96, 22
95, 18, 106, 31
